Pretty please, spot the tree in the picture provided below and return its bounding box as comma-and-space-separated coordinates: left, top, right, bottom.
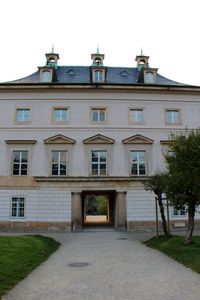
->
144, 172, 169, 237
165, 129, 200, 245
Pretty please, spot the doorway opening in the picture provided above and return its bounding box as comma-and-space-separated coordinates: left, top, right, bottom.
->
82, 191, 115, 227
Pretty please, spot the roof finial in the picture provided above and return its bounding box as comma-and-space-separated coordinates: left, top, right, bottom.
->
52, 44, 54, 53
141, 48, 144, 56
97, 44, 100, 54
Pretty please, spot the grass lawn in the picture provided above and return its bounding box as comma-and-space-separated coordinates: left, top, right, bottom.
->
143, 235, 200, 274
0, 235, 60, 297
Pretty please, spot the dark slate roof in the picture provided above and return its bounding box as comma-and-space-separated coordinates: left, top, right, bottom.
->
3, 66, 189, 86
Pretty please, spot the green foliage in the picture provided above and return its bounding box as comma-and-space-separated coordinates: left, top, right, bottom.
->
165, 129, 200, 209
144, 172, 168, 197
86, 196, 107, 215
0, 235, 60, 297
144, 235, 200, 274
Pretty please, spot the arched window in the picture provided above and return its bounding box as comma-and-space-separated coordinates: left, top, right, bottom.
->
41, 71, 51, 82
94, 70, 103, 82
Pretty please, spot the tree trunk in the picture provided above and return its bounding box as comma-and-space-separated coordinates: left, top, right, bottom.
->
157, 196, 169, 237
185, 203, 195, 245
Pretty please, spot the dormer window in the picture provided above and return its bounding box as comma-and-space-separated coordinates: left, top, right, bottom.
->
67, 69, 76, 76
91, 69, 105, 83
95, 70, 103, 82
120, 71, 129, 77
41, 70, 52, 82
145, 72, 154, 83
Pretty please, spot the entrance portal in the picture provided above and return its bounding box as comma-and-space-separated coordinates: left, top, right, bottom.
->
83, 191, 115, 227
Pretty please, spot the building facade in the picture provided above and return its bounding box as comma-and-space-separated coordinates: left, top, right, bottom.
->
0, 49, 200, 232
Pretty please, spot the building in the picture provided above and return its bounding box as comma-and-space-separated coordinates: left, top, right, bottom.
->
0, 48, 200, 232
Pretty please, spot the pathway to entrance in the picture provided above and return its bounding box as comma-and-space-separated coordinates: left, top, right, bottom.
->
3, 231, 200, 300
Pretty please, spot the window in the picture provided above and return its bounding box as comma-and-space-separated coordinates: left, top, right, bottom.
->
94, 70, 103, 82
130, 151, 146, 175
168, 151, 174, 156
51, 151, 67, 176
129, 109, 144, 123
91, 108, 107, 123
12, 151, 28, 176
53, 108, 68, 122
91, 151, 107, 176
172, 206, 187, 216
16, 109, 30, 122
145, 72, 154, 83
11, 197, 25, 218
166, 110, 180, 124
41, 71, 51, 82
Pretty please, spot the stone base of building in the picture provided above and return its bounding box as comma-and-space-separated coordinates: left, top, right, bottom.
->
127, 220, 200, 233
0, 221, 72, 232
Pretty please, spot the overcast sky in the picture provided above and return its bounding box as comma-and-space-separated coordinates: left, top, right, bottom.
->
1, 0, 200, 85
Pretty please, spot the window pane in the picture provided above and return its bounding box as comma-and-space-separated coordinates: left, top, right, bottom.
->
23, 110, 30, 122
54, 109, 67, 121
92, 152, 98, 162
92, 164, 98, 170
100, 152, 106, 162
60, 164, 66, 175
21, 152, 28, 163
100, 169, 106, 175
139, 163, 146, 175
41, 71, 51, 82
131, 151, 137, 162
17, 110, 23, 121
138, 151, 145, 160
13, 152, 20, 162
145, 72, 154, 83
94, 71, 103, 81
167, 110, 179, 123
13, 164, 19, 175
130, 110, 143, 122
99, 110, 105, 121
92, 110, 98, 122
92, 169, 98, 175
12, 203, 17, 217
131, 164, 137, 175
60, 152, 66, 163
52, 164, 58, 175
17, 109, 30, 122
52, 152, 59, 163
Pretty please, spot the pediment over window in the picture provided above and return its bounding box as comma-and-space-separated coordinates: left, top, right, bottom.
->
160, 140, 171, 145
122, 134, 153, 144
83, 134, 115, 144
5, 140, 37, 144
44, 134, 76, 144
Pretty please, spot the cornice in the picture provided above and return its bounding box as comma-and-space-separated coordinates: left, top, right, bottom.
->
0, 84, 200, 94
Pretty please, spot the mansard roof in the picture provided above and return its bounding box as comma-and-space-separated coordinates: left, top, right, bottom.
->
6, 65, 186, 86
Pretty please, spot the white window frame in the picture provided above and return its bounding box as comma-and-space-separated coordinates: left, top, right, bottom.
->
130, 150, 146, 176
92, 108, 106, 123
41, 71, 51, 82
16, 109, 31, 122
145, 72, 154, 83
129, 109, 144, 123
53, 108, 68, 122
51, 151, 68, 176
12, 151, 28, 176
166, 110, 180, 124
94, 70, 103, 82
172, 206, 187, 217
91, 150, 107, 176
11, 197, 25, 218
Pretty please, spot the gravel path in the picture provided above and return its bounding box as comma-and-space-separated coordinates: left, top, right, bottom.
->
3, 231, 200, 300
